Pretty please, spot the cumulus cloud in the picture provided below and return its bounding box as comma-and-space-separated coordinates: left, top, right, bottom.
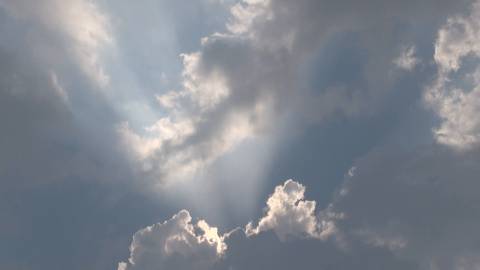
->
119, 178, 438, 270
426, 0, 480, 148
246, 179, 338, 241
118, 210, 225, 270
118, 179, 343, 269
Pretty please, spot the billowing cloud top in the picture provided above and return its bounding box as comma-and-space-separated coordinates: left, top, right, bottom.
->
118, 179, 341, 270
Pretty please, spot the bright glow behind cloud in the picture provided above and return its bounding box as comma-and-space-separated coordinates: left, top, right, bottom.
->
3, 0, 480, 269
0, 0, 113, 88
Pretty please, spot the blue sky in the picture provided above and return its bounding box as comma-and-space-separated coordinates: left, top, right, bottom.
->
1, 0, 480, 269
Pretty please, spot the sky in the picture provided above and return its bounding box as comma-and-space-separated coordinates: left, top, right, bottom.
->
1, 0, 480, 269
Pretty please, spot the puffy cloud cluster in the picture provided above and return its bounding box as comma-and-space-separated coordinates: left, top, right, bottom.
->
426, 0, 480, 148
119, 37, 270, 183
123, 173, 475, 270
118, 179, 346, 269
246, 179, 338, 241
118, 210, 225, 270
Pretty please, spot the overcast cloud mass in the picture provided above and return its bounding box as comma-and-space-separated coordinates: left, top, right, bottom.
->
1, 0, 480, 269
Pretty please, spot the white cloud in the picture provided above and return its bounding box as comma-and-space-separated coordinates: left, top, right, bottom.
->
118, 36, 264, 183
120, 176, 463, 270
118, 179, 342, 269
246, 179, 339, 241
118, 210, 225, 270
117, 134, 480, 270
180, 52, 231, 111
118, 97, 268, 182
120, 0, 436, 185
117, 117, 195, 161
434, 3, 480, 72
426, 0, 480, 148
227, 0, 272, 35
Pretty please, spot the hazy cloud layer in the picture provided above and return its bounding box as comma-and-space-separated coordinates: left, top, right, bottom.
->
2, 0, 480, 269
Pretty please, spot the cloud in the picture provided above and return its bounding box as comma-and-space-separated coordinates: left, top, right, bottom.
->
0, 1, 140, 269
0, 0, 119, 188
118, 210, 225, 270
3, 0, 480, 269
119, 36, 281, 185
118, 140, 480, 270
0, 0, 113, 88
117, 179, 420, 270
217, 228, 415, 270
331, 143, 480, 270
246, 179, 338, 241
113, 3, 480, 267
426, 0, 480, 148
120, 0, 470, 186
434, 2, 480, 72
118, 179, 338, 269
393, 45, 420, 70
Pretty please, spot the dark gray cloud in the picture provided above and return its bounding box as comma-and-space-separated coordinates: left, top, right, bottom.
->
331, 144, 480, 269
217, 229, 416, 270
